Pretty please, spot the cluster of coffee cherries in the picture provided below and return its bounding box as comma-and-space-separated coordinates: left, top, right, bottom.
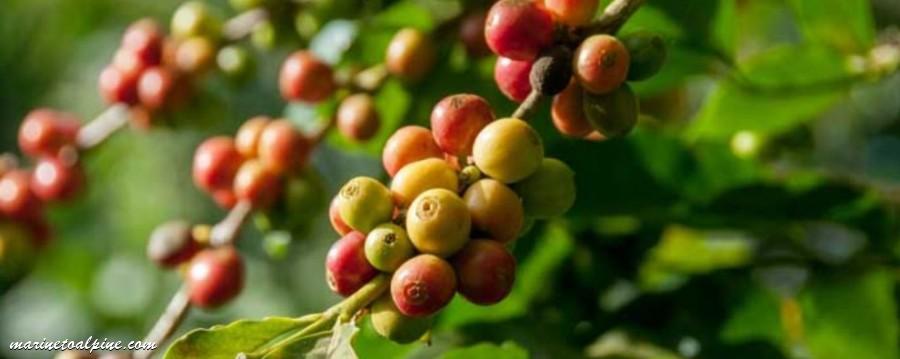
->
485, 0, 666, 139
325, 93, 575, 343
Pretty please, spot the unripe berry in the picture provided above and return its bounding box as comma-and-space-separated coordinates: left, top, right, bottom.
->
573, 34, 630, 94
99, 64, 138, 105
230, 0, 266, 11
513, 158, 575, 218
171, 1, 221, 39
18, 109, 80, 157
385, 28, 436, 82
544, 0, 600, 27
186, 246, 244, 308
530, 47, 572, 96
430, 94, 495, 157
551, 80, 593, 137
370, 294, 434, 344
233, 159, 280, 208
192, 136, 243, 192
458, 11, 490, 58
0, 222, 36, 284
235, 116, 271, 158
329, 196, 352, 236
382, 126, 443, 177
390, 158, 458, 209
138, 66, 180, 111
147, 220, 200, 268
406, 188, 471, 257
337, 94, 380, 142
0, 170, 42, 220
452, 239, 516, 305
257, 119, 311, 175
494, 57, 533, 102
174, 36, 216, 74
217, 45, 253, 79
30, 157, 84, 202
337, 177, 394, 233
390, 254, 457, 317
621, 30, 667, 81
484, 0, 554, 61
122, 19, 163, 65
463, 179, 524, 244
326, 231, 378, 296
279, 51, 336, 103
472, 118, 543, 183
365, 223, 414, 272
583, 83, 639, 138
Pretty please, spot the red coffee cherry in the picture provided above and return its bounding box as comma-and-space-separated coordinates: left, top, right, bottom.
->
257, 119, 311, 175
385, 28, 436, 82
463, 179, 524, 244
328, 196, 352, 236
99, 64, 139, 105
121, 18, 163, 66
406, 188, 471, 257
390, 158, 459, 209
544, 0, 600, 27
325, 231, 378, 297
551, 80, 593, 137
494, 57, 533, 102
279, 51, 336, 103
174, 36, 216, 74
391, 254, 457, 317
233, 159, 280, 208
138, 66, 179, 111
452, 239, 516, 305
192, 136, 243, 192
484, 0, 554, 61
25, 215, 53, 248
430, 94, 495, 157
212, 188, 238, 209
382, 126, 443, 177
0, 170, 42, 220
235, 116, 271, 158
573, 34, 630, 94
18, 109, 80, 157
112, 48, 150, 81
459, 11, 490, 58
337, 94, 380, 142
370, 294, 434, 344
30, 157, 84, 202
186, 246, 245, 308
147, 220, 200, 268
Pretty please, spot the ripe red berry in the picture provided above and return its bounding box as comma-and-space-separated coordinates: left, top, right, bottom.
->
573, 34, 630, 94
192, 136, 243, 192
30, 157, 84, 202
257, 119, 311, 175
494, 57, 533, 102
235, 116, 271, 158
233, 159, 280, 208
385, 28, 436, 82
551, 80, 593, 137
122, 18, 163, 66
337, 94, 380, 142
326, 231, 378, 297
138, 66, 180, 111
113, 48, 151, 81
452, 239, 516, 305
18, 109, 80, 157
463, 179, 524, 244
99, 64, 139, 105
430, 94, 495, 157
186, 246, 244, 308
382, 126, 443, 177
544, 0, 600, 27
212, 188, 238, 209
147, 220, 200, 268
279, 51, 336, 103
328, 196, 352, 236
391, 254, 457, 317
459, 11, 490, 58
25, 216, 52, 248
0, 170, 42, 220
484, 0, 554, 61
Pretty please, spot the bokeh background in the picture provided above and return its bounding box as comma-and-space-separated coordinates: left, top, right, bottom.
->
2, 0, 900, 358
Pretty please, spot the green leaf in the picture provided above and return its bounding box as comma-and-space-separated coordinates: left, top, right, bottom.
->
720, 285, 784, 345
372, 0, 435, 31
164, 316, 316, 359
441, 342, 529, 359
787, 0, 875, 53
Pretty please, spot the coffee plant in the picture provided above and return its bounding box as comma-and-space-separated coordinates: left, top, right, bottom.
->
1, 0, 900, 358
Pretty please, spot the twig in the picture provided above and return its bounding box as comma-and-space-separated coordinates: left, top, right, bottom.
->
76, 104, 131, 150
222, 8, 270, 41
210, 200, 254, 247
511, 90, 542, 120
134, 285, 192, 359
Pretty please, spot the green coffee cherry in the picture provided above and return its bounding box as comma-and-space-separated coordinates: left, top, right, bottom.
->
513, 158, 575, 218
365, 223, 414, 272
171, 1, 221, 39
472, 118, 544, 183
582, 84, 639, 138
282, 174, 325, 233
251, 21, 277, 50
621, 30, 667, 81
370, 294, 433, 344
338, 177, 394, 233
217, 45, 254, 80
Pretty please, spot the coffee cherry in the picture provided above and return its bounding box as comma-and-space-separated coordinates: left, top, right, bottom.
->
193, 136, 243, 192
186, 246, 244, 308
370, 294, 434, 344
30, 157, 84, 202
0, 221, 36, 284
338, 177, 394, 233
235, 116, 270, 158
382, 126, 443, 177
257, 119, 311, 175
472, 118, 543, 183
171, 1, 221, 39
551, 80, 593, 137
251, 20, 278, 50
485, 0, 554, 61
329, 196, 352, 236
337, 94, 380, 142
0, 170, 42, 220
430, 94, 495, 157
391, 254, 457, 317
217, 45, 253, 79
138, 66, 179, 111
573, 34, 630, 94
99, 64, 138, 105
544, 0, 600, 27
621, 30, 667, 81
582, 83, 639, 138
112, 48, 151, 81
390, 158, 458, 209
365, 223, 414, 272
229, 0, 265, 11
122, 19, 163, 66
584, 131, 607, 142
494, 57, 533, 102
279, 51, 336, 103
459, 11, 490, 58
147, 220, 199, 268
513, 158, 575, 218
530, 47, 572, 96
212, 188, 238, 209
385, 28, 436, 82
463, 179, 524, 244
326, 231, 378, 296
233, 159, 280, 208
18, 109, 80, 157
175, 36, 216, 74
452, 239, 516, 305
406, 188, 471, 257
